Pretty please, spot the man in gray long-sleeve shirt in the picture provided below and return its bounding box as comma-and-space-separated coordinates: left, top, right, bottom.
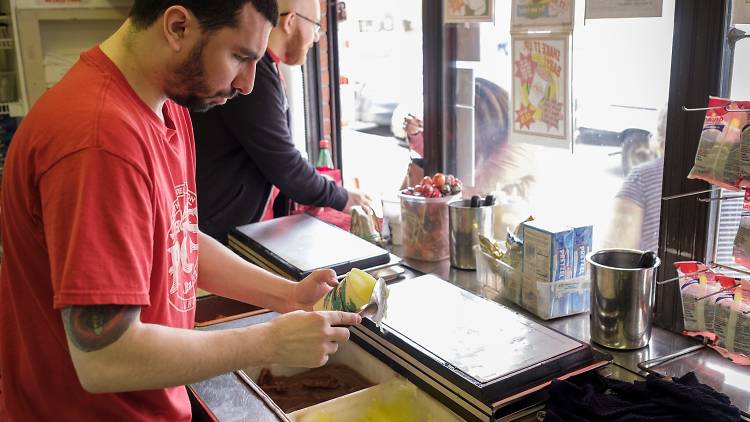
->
191, 0, 371, 243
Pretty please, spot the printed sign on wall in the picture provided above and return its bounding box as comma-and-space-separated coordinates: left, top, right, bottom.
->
733, 0, 750, 24
445, 0, 494, 23
511, 34, 571, 145
585, 0, 663, 19
511, 0, 574, 30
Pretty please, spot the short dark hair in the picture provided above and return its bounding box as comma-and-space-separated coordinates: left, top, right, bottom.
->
129, 0, 279, 32
474, 77, 510, 168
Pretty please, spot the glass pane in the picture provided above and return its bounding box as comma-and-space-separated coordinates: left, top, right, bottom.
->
711, 23, 750, 274
279, 65, 309, 159
444, 1, 675, 253
336, 0, 423, 196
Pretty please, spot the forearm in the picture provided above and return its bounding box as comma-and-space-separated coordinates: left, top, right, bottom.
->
277, 170, 346, 209
69, 320, 274, 393
197, 231, 298, 312
602, 198, 644, 250
258, 147, 345, 208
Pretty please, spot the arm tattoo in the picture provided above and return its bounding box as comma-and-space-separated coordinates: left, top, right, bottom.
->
61, 305, 139, 352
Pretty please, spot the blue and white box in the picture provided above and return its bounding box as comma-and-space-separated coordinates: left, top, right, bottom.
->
522, 221, 574, 282
571, 225, 593, 278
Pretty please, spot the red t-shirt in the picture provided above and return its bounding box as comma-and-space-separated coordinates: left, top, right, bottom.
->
0, 47, 198, 420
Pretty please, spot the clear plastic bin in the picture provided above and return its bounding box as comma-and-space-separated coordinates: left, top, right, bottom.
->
474, 244, 522, 305
399, 193, 459, 261
520, 274, 591, 320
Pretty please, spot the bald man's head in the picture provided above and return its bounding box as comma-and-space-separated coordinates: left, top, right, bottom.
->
277, 0, 317, 17
273, 0, 321, 65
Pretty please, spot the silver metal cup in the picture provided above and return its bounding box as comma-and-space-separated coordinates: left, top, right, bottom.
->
449, 200, 496, 269
588, 249, 661, 349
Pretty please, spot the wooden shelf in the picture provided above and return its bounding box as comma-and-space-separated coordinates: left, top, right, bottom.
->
16, 5, 129, 108
0, 102, 22, 116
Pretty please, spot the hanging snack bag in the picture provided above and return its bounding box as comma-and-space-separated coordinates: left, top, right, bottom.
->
734, 189, 750, 268
736, 305, 750, 356
687, 97, 750, 190
675, 261, 721, 332
713, 281, 750, 356
707, 275, 739, 333
713, 294, 735, 350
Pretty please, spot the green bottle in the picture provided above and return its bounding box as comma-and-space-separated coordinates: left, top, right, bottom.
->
316, 139, 335, 170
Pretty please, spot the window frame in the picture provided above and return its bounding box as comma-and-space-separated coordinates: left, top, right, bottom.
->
655, 0, 730, 332
304, 41, 326, 166
422, 2, 446, 177
323, 0, 343, 169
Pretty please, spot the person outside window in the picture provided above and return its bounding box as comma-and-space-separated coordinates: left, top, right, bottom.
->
402, 77, 536, 238
603, 107, 668, 252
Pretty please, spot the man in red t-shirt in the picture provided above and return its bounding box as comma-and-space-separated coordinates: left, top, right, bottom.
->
0, 1, 360, 420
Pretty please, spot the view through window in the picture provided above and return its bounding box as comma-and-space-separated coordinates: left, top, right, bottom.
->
712, 23, 750, 274
336, 0, 423, 198
445, 0, 675, 251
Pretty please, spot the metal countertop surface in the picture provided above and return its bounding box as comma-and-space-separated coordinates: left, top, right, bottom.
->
191, 246, 750, 420
395, 247, 750, 415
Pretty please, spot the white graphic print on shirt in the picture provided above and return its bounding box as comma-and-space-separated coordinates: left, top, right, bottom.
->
167, 183, 198, 312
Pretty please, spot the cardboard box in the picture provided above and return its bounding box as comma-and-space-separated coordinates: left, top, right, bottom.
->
522, 221, 573, 282
571, 225, 593, 278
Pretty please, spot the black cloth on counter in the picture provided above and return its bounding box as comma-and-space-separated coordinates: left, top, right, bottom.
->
190, 52, 347, 244
544, 371, 741, 422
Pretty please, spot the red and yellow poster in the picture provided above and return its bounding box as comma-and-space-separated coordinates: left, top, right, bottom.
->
511, 34, 571, 145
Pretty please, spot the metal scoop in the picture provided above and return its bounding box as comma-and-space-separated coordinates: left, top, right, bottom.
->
358, 302, 379, 319
637, 251, 658, 268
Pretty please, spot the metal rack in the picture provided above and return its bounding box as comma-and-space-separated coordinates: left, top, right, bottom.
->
657, 261, 750, 307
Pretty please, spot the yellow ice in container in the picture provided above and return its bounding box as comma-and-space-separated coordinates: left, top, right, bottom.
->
304, 396, 416, 422
361, 392, 418, 421
313, 268, 376, 312
296, 381, 440, 422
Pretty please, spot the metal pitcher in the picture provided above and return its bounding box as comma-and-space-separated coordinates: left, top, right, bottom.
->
588, 249, 660, 349
448, 200, 496, 269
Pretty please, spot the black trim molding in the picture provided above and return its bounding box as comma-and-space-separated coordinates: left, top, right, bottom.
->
303, 43, 324, 163
423, 2, 445, 175
326, 0, 343, 169
656, 0, 730, 331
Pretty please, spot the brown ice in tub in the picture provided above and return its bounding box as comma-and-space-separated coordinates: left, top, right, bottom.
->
256, 364, 375, 413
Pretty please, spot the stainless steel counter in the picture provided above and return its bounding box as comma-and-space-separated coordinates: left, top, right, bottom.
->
192, 247, 750, 420
394, 246, 750, 416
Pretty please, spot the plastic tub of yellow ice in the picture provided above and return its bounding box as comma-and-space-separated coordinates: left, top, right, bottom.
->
288, 378, 463, 422
313, 268, 388, 326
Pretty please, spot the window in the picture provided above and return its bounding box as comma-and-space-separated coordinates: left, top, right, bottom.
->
443, 0, 675, 250
335, 0, 423, 197
279, 64, 310, 159
709, 23, 750, 275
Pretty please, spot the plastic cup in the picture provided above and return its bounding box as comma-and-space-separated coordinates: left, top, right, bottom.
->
382, 198, 402, 245
399, 193, 460, 261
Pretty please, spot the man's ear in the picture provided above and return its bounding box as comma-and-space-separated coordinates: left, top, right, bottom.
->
161, 5, 195, 52
279, 12, 295, 35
